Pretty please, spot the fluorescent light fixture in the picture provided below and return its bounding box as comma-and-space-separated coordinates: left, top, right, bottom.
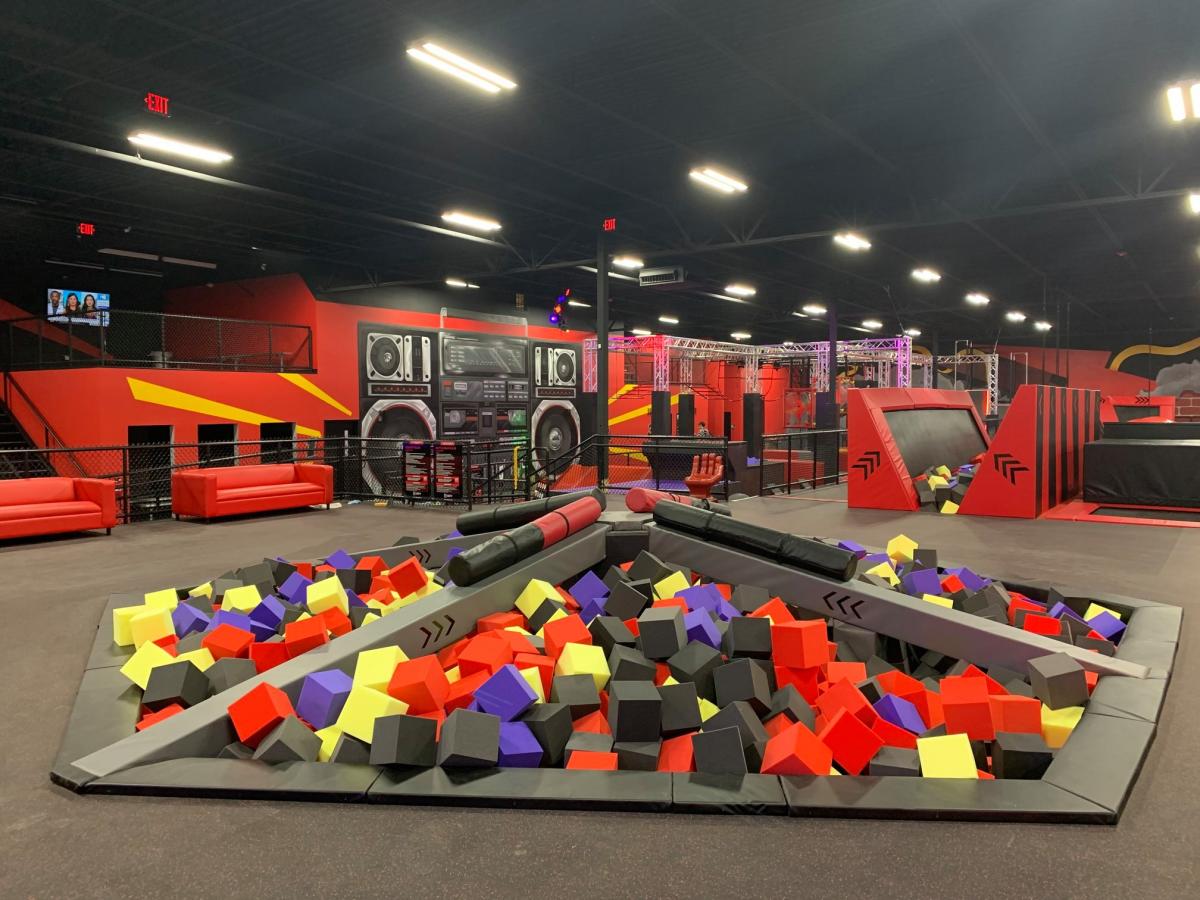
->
911, 267, 941, 283
965, 291, 990, 306
128, 132, 232, 163
833, 232, 871, 251
730, 331, 752, 340
861, 319, 883, 330
904, 327, 922, 337
567, 299, 590, 308
161, 256, 217, 269
1189, 192, 1200, 215
801, 302, 827, 316
631, 327, 653, 336
612, 256, 643, 270
44, 258, 104, 270
1193, 82, 1200, 119
1167, 85, 1187, 121
724, 283, 756, 297
704, 292, 746, 303
1034, 320, 1053, 332
658, 315, 679, 325
442, 210, 501, 232
445, 278, 480, 289
98, 248, 158, 261
1005, 310, 1027, 322
577, 265, 637, 282
109, 267, 163, 278
688, 167, 748, 194
407, 42, 516, 94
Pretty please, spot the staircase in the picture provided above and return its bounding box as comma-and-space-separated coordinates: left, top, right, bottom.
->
0, 400, 55, 478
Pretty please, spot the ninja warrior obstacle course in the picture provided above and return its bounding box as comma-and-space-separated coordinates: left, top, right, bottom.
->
53, 482, 1178, 823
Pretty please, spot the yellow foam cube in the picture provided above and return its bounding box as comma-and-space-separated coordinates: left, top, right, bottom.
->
921, 593, 954, 609
336, 685, 408, 743
653, 571, 691, 600
503, 625, 534, 637
662, 676, 679, 686
554, 642, 610, 691
917, 733, 978, 778
698, 697, 721, 721
445, 665, 461, 684
519, 666, 545, 703
415, 581, 441, 599
866, 562, 900, 586
361, 612, 381, 626
188, 582, 213, 599
1041, 704, 1085, 749
926, 475, 949, 490
939, 501, 959, 515
144, 588, 179, 610
935, 465, 952, 479
305, 577, 348, 615
315, 726, 343, 762
221, 584, 262, 612
366, 598, 390, 613
119, 640, 176, 689
516, 579, 559, 618
1084, 602, 1122, 622
112, 604, 148, 646
393, 592, 420, 609
175, 648, 215, 672
353, 645, 408, 691
887, 534, 918, 563
129, 606, 174, 648
535, 608, 568, 637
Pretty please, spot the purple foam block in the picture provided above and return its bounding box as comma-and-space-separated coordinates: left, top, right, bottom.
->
296, 669, 353, 730
324, 549, 355, 569
571, 570, 609, 604
579, 596, 607, 625
901, 568, 942, 598
1047, 601, 1086, 623
249, 595, 285, 630
278, 571, 313, 602
715, 598, 741, 622
678, 583, 722, 613
248, 620, 277, 641
946, 567, 988, 593
446, 546, 463, 559
684, 609, 722, 648
474, 664, 538, 721
838, 539, 867, 558
497, 720, 545, 767
206, 609, 254, 633
447, 530, 462, 538
874, 693, 927, 733
862, 552, 890, 567
1086, 610, 1126, 642
172, 604, 210, 638
346, 590, 367, 609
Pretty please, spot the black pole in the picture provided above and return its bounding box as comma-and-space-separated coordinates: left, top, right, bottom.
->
596, 230, 609, 485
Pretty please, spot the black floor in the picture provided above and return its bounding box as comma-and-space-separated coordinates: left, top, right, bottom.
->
2, 496, 1197, 898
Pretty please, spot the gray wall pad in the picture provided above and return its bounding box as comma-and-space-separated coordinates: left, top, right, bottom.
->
345, 529, 505, 567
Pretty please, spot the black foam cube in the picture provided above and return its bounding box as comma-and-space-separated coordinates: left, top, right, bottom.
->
1027, 652, 1088, 710
667, 641, 724, 701
831, 620, 877, 662
628, 550, 672, 584
142, 660, 211, 710
237, 561, 275, 588
730, 583, 770, 614
602, 566, 631, 592
1073, 634, 1116, 656
604, 581, 650, 621
437, 709, 500, 768
527, 599, 567, 634
174, 632, 204, 655
866, 655, 896, 677
608, 680, 662, 741
721, 615, 772, 659
181, 595, 215, 616
520, 702, 573, 766
692, 726, 748, 775
205, 657, 258, 695
713, 658, 771, 715
336, 568, 372, 594
868, 746, 921, 776
608, 644, 657, 682
268, 558, 298, 587
657, 681, 702, 736
614, 740, 661, 771
280, 605, 306, 629
349, 606, 374, 629
748, 657, 777, 694
765, 684, 815, 730
992, 731, 1054, 779
856, 676, 886, 705
330, 733, 372, 765
637, 606, 686, 660
704, 700, 768, 748
588, 616, 635, 654
253, 716, 321, 763
912, 547, 938, 569
210, 577, 242, 602
218, 741, 253, 760
371, 714, 438, 767
550, 673, 601, 717
565, 730, 613, 761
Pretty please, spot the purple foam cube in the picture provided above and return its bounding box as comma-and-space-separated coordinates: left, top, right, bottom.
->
838, 539, 867, 558
249, 595, 285, 630
678, 583, 722, 614
684, 608, 722, 648
901, 567, 942, 598
862, 552, 890, 567
296, 669, 353, 729
1047, 601, 1086, 623
715, 598, 741, 622
446, 546, 463, 559
1086, 610, 1126, 642
346, 590, 367, 609
248, 620, 277, 641
579, 596, 607, 625
474, 664, 538, 721
497, 720, 544, 767
874, 693, 927, 733
946, 567, 989, 593
571, 571, 609, 604
172, 604, 210, 638
206, 609, 254, 633
324, 549, 355, 569
279, 571, 313, 602
447, 530, 462, 538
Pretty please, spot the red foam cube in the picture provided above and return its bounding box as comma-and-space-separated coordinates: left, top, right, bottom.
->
456, 632, 515, 677
572, 709, 611, 735
651, 597, 689, 613
136, 703, 184, 731
496, 629, 538, 656
815, 678, 878, 727
555, 586, 580, 611
291, 562, 314, 580
1085, 670, 1099, 693
940, 574, 966, 594
988, 694, 1042, 734
818, 707, 884, 775
760, 721, 833, 775
202, 623, 255, 660
542, 614, 592, 659
151, 634, 178, 655
443, 669, 489, 713
227, 683, 294, 747
751, 597, 795, 624
774, 665, 821, 704
771, 619, 828, 669
386, 557, 428, 598
825, 661, 866, 685
940, 675, 994, 740
318, 607, 353, 637
657, 734, 696, 772
477, 611, 525, 633
416, 709, 446, 741
387, 656, 451, 713
514, 652, 555, 697
355, 555, 386, 575
961, 663, 1007, 695
872, 716, 918, 749
566, 750, 619, 770
653, 662, 671, 686
1022, 613, 1064, 637
1007, 597, 1045, 626
248, 640, 290, 674
283, 616, 329, 658
437, 637, 469, 670
623, 617, 640, 637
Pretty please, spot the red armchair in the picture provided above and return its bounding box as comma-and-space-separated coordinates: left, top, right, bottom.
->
0, 476, 117, 540
172, 463, 333, 521
684, 453, 724, 499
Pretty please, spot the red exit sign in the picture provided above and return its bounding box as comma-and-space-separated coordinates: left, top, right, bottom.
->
144, 92, 170, 116
602, 217, 617, 232
77, 222, 96, 236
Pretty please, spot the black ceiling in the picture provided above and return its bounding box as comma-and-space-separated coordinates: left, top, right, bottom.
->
2, 0, 1200, 345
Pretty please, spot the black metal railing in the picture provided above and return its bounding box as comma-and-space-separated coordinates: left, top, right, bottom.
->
757, 429, 848, 494
0, 310, 314, 372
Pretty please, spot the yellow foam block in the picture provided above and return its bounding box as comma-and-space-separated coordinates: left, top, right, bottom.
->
188, 581, 213, 599
315, 725, 343, 763
554, 642, 610, 691
119, 640, 176, 689
175, 648, 215, 672
353, 645, 408, 691
939, 501, 959, 515
379, 601, 403, 616
662, 676, 679, 686
917, 733, 978, 778
519, 666, 545, 703
887, 534, 918, 563
1041, 704, 1085, 749
1084, 602, 1122, 622
926, 475, 949, 490
445, 665, 461, 684
306, 577, 348, 615
503, 626, 534, 637
921, 593, 954, 609
653, 571, 691, 600
516, 579, 559, 618
112, 604, 148, 646
366, 598, 390, 613
866, 562, 900, 586
393, 592, 420, 609
698, 696, 721, 721
336, 685, 408, 744
361, 612, 381, 626
144, 588, 179, 610
935, 465, 952, 479
535, 608, 569, 637
221, 584, 262, 612
415, 581, 441, 599
129, 606, 175, 648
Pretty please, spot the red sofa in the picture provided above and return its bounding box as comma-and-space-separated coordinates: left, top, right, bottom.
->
172, 463, 333, 521
0, 477, 117, 540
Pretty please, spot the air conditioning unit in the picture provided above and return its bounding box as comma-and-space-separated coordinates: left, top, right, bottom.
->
639, 266, 686, 287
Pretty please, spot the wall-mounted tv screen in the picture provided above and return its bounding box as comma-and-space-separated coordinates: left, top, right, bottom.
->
47, 289, 110, 326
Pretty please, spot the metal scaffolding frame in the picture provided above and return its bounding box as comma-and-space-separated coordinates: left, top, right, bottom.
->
915, 352, 1000, 414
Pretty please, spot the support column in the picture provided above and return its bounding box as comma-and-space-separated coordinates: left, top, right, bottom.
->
815, 302, 839, 428
595, 232, 609, 484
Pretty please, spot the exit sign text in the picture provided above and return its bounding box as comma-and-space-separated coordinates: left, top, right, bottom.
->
144, 92, 170, 116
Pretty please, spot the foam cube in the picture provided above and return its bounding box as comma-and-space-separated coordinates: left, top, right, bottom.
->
386, 557, 428, 598
1086, 610, 1126, 642
886, 534, 918, 564
772, 619, 828, 669
283, 616, 329, 658
551, 673, 601, 717
566, 749, 619, 770
296, 669, 353, 730
353, 645, 408, 691
370, 714, 438, 766
992, 731, 1054, 779
713, 657, 771, 715
608, 680, 662, 742
253, 716, 321, 763
637, 606, 687, 660
920, 593, 954, 609
761, 721, 833, 775
175, 648, 215, 672
118, 640, 177, 689
1041, 704, 1084, 748
819, 707, 884, 775
868, 746, 921, 776
1027, 652, 1088, 710
279, 571, 313, 603
692, 726, 748, 775
1084, 602, 1121, 622
658, 681, 702, 736
457, 632, 515, 677
305, 577, 349, 616
142, 659, 211, 710
722, 615, 772, 659
112, 604, 148, 647
542, 614, 592, 659
497, 720, 544, 767
228, 683, 295, 748
657, 733, 696, 772
474, 664, 539, 721
206, 657, 258, 694
988, 694, 1042, 733
437, 708, 500, 767
336, 685, 409, 743
521, 702, 573, 765
939, 675, 994, 740
171, 603, 210, 639
221, 584, 262, 612
516, 579, 559, 618
652, 570, 691, 600
144, 588, 179, 610
589, 616, 636, 654
874, 693, 927, 733
608, 644, 657, 682
554, 642, 610, 691
129, 606, 175, 648
387, 656, 451, 713
667, 641, 723, 701
917, 732, 978, 778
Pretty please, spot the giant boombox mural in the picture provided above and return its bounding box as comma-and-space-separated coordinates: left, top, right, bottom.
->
357, 320, 586, 492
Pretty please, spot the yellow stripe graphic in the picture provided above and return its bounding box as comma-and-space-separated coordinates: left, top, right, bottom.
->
608, 383, 637, 404
608, 393, 679, 427
127, 377, 321, 437
277, 373, 353, 416
1109, 336, 1200, 372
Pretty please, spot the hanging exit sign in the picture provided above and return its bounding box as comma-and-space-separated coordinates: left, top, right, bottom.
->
77, 222, 95, 236
144, 92, 170, 116
602, 217, 617, 232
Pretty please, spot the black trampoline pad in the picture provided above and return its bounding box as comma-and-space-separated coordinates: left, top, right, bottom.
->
883, 408, 988, 476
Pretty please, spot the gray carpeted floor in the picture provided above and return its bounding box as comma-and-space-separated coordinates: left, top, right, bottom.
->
1, 496, 1195, 898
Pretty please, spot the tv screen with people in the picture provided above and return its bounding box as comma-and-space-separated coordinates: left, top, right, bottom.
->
47, 289, 110, 326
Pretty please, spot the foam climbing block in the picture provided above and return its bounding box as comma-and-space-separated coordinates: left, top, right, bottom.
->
129, 606, 175, 648
554, 643, 610, 691
253, 716, 321, 763
336, 685, 409, 743
119, 640, 176, 689
760, 721, 833, 775
818, 708, 884, 775
1041, 704, 1084, 749
370, 714, 438, 767
437, 708, 500, 767
917, 732, 978, 778
387, 656, 451, 714
228, 683, 295, 748
305, 577, 349, 616
296, 669, 354, 730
